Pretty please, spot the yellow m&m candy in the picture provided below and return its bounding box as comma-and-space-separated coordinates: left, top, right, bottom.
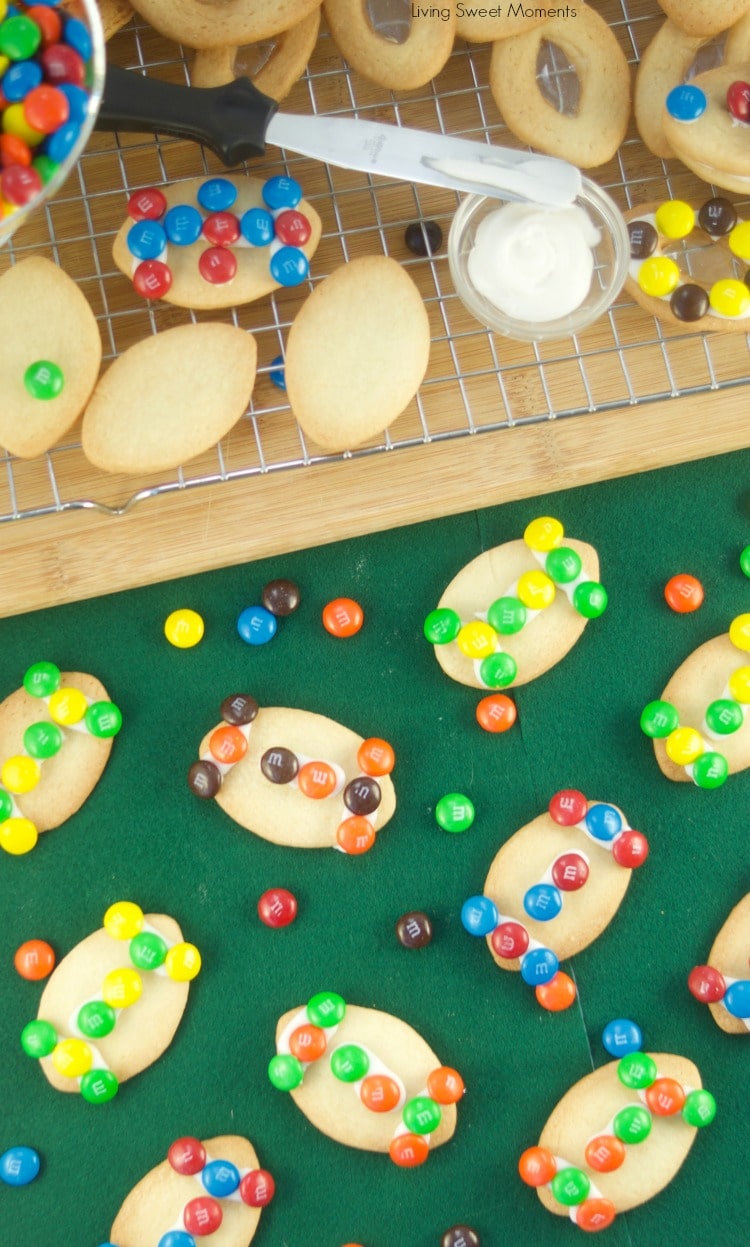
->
524, 517, 563, 552
48, 687, 87, 726
728, 666, 750, 704
103, 901, 144, 940
1, 755, 40, 795
2, 103, 44, 147
638, 256, 680, 298
655, 200, 695, 239
52, 1038, 93, 1079
165, 941, 202, 982
164, 609, 204, 649
102, 967, 143, 1009
729, 613, 750, 652
0, 817, 38, 855
665, 726, 704, 766
709, 279, 750, 318
517, 570, 556, 611
728, 220, 750, 262
456, 620, 497, 660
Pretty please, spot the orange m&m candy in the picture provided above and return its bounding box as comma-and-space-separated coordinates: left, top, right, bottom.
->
476, 693, 517, 733
357, 737, 395, 777
288, 1024, 327, 1062
14, 939, 55, 980
575, 1198, 617, 1232
535, 970, 576, 1012
389, 1133, 430, 1167
209, 725, 248, 765
298, 760, 337, 799
360, 1073, 401, 1113
427, 1066, 464, 1105
336, 816, 376, 855
518, 1145, 557, 1186
585, 1134, 626, 1173
322, 597, 364, 638
664, 573, 704, 613
645, 1076, 686, 1116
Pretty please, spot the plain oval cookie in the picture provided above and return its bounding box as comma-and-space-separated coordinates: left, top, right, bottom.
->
30, 910, 196, 1094
112, 174, 322, 310
644, 616, 750, 785
273, 1000, 458, 1153
324, 0, 455, 89
426, 519, 605, 690
110, 1135, 269, 1246
81, 323, 257, 475
530, 1055, 709, 1221
634, 21, 705, 159
0, 257, 102, 459
285, 256, 430, 452
192, 700, 396, 851
662, 62, 750, 193
489, 4, 631, 168
657, 0, 750, 38
481, 794, 645, 979
0, 669, 118, 839
129, 0, 322, 48
190, 8, 321, 95
689, 893, 750, 1035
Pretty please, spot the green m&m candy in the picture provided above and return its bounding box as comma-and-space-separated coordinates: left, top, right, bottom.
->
80, 1068, 119, 1104
24, 361, 64, 401
0, 789, 14, 822
423, 608, 461, 645
545, 546, 582, 584
330, 1044, 369, 1083
268, 1053, 304, 1091
704, 699, 743, 736
129, 931, 168, 971
402, 1096, 442, 1135
32, 154, 60, 186
487, 596, 526, 635
640, 700, 679, 739
479, 651, 517, 689
77, 1001, 117, 1040
21, 1019, 58, 1058
0, 15, 42, 60
692, 751, 729, 790
85, 701, 123, 739
23, 662, 61, 699
682, 1088, 716, 1127
573, 580, 608, 619
550, 1166, 590, 1206
307, 991, 346, 1028
23, 721, 63, 760
617, 1051, 657, 1090
613, 1104, 652, 1144
740, 544, 750, 578
435, 793, 475, 833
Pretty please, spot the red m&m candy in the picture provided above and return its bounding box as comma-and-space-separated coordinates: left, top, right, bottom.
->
549, 789, 587, 825
491, 920, 528, 960
688, 964, 726, 1003
128, 187, 168, 221
257, 887, 298, 929
612, 829, 649, 868
239, 1168, 275, 1206
274, 208, 312, 246
133, 259, 172, 299
198, 245, 237, 285
167, 1136, 206, 1175
183, 1195, 222, 1236
728, 80, 750, 124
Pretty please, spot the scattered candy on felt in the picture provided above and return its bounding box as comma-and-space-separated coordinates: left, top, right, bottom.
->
0, 1145, 40, 1187
237, 579, 301, 645
0, 661, 122, 856
424, 517, 607, 690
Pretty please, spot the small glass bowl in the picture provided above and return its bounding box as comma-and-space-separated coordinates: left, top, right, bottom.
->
447, 176, 629, 342
0, 0, 106, 248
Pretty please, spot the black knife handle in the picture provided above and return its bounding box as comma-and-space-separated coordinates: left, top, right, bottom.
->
97, 65, 279, 166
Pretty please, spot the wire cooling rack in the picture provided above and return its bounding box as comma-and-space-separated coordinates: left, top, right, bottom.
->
2, 0, 749, 524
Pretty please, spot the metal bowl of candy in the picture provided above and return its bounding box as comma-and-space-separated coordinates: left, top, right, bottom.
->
448, 175, 630, 343
0, 0, 106, 247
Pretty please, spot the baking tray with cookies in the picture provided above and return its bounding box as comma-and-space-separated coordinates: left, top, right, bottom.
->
1, 2, 749, 1245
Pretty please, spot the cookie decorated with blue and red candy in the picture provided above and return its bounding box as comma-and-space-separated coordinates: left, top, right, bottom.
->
112, 173, 322, 309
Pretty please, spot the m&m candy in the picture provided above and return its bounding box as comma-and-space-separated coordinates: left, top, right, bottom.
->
237, 605, 277, 645
0, 1146, 40, 1186
475, 693, 517, 733
14, 938, 55, 980
164, 608, 204, 648
664, 573, 704, 613
257, 887, 298, 928
602, 1017, 642, 1057
435, 792, 474, 832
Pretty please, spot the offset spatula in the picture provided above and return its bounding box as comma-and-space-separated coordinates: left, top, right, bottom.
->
97, 66, 582, 207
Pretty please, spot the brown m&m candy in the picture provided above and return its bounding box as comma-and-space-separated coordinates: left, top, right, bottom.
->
188, 760, 222, 798
343, 776, 381, 815
396, 911, 433, 949
262, 578, 301, 616
670, 283, 710, 322
628, 220, 658, 259
698, 197, 738, 237
220, 693, 259, 725
441, 1228, 480, 1247
260, 746, 299, 784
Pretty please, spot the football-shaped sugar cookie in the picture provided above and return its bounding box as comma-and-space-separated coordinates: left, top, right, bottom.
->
688, 892, 750, 1034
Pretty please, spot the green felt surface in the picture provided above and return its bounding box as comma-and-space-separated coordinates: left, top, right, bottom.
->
1, 451, 749, 1247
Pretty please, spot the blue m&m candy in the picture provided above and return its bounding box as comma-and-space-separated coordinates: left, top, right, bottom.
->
0, 1145, 41, 1186
158, 1233, 196, 1247
666, 84, 707, 123
724, 980, 750, 1018
263, 175, 302, 210
127, 219, 167, 261
3, 60, 42, 101
58, 83, 90, 126
201, 1158, 240, 1197
240, 207, 274, 246
461, 895, 499, 937
520, 946, 559, 985
197, 176, 237, 212
64, 16, 93, 61
523, 883, 562, 923
269, 355, 286, 390
164, 204, 203, 246
45, 120, 81, 165
237, 605, 277, 646
270, 246, 308, 287
585, 803, 622, 842
602, 1018, 642, 1057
